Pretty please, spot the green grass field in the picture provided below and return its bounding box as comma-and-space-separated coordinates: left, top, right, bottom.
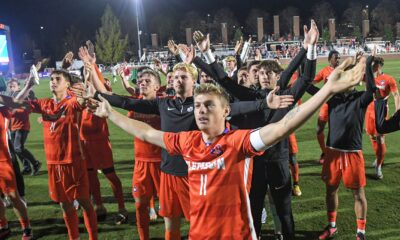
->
4, 59, 400, 240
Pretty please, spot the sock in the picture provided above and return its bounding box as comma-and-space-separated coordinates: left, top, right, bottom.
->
165, 230, 181, 240
19, 218, 31, 229
0, 217, 8, 229
356, 219, 366, 231
327, 211, 337, 227
87, 169, 102, 206
104, 172, 125, 210
150, 197, 155, 210
63, 210, 80, 240
317, 132, 326, 154
136, 201, 150, 240
83, 206, 98, 240
376, 143, 386, 166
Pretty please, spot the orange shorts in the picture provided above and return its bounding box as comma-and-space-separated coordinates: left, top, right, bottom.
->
321, 148, 366, 189
159, 172, 190, 220
288, 133, 298, 154
132, 161, 161, 198
48, 159, 90, 203
0, 160, 18, 195
365, 107, 387, 136
81, 140, 114, 170
318, 103, 329, 122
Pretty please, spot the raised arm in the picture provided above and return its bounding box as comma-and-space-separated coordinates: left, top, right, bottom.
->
360, 55, 375, 107
252, 57, 366, 150
0, 95, 30, 109
117, 65, 136, 96
94, 92, 159, 114
375, 99, 400, 134
94, 95, 165, 148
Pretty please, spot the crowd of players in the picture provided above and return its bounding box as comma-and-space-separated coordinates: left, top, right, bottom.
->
0, 19, 398, 240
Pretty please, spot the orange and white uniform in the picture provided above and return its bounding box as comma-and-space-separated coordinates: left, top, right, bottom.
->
315, 66, 334, 122
163, 129, 263, 239
29, 96, 89, 202
0, 107, 18, 194
365, 73, 398, 136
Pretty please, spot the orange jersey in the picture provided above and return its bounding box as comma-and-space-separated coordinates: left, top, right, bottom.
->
0, 107, 11, 162
127, 110, 161, 162
314, 66, 334, 83
29, 96, 85, 164
10, 108, 30, 131
80, 110, 109, 141
163, 129, 263, 239
367, 73, 398, 112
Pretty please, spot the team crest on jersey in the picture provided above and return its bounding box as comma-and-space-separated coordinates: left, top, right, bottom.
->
187, 106, 193, 112
210, 144, 223, 156
380, 80, 385, 86
133, 186, 137, 192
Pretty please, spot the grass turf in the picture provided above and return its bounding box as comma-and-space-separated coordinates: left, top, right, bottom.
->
4, 59, 400, 240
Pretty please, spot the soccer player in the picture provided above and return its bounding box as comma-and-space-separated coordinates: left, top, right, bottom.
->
0, 70, 98, 240
311, 55, 373, 240
92, 56, 365, 239
314, 50, 340, 164
78, 52, 128, 224
0, 106, 32, 239
7, 79, 42, 175
364, 56, 399, 179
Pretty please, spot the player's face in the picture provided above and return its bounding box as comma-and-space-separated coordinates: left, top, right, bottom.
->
248, 65, 259, 86
200, 72, 212, 84
258, 68, 279, 90
7, 82, 19, 92
194, 93, 229, 132
50, 73, 70, 94
173, 70, 195, 96
166, 72, 174, 88
226, 60, 236, 71
330, 54, 340, 68
137, 73, 159, 96
238, 70, 249, 87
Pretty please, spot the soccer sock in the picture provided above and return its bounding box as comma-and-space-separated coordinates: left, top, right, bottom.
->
165, 230, 181, 240
87, 169, 102, 206
370, 138, 378, 160
150, 197, 155, 210
0, 217, 8, 229
104, 171, 125, 210
327, 211, 337, 227
376, 142, 386, 167
356, 219, 366, 234
83, 205, 98, 240
63, 210, 80, 240
18, 218, 31, 229
317, 132, 326, 154
136, 201, 150, 240
289, 155, 299, 185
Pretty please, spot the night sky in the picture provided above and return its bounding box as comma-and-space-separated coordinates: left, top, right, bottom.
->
0, 0, 380, 68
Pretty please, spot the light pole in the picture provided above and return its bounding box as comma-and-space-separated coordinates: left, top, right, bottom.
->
135, 0, 142, 60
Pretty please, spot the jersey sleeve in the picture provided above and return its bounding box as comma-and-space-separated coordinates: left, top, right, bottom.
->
388, 77, 398, 93
28, 99, 44, 114
235, 130, 265, 157
314, 69, 325, 83
163, 132, 187, 156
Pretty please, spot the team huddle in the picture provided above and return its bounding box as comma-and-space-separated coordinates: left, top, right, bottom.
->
0, 20, 398, 240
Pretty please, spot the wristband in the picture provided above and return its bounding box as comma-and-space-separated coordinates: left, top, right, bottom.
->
250, 129, 271, 151
307, 44, 317, 60
203, 49, 216, 64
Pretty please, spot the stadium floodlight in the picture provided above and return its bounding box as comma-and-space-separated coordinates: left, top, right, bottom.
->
135, 0, 142, 61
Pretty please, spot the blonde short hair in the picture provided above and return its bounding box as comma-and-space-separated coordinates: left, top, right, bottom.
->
194, 83, 230, 107
173, 63, 198, 81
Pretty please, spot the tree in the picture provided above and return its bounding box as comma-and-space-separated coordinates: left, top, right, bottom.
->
353, 25, 362, 40
321, 28, 330, 43
95, 5, 129, 65
371, 0, 400, 35
341, 2, 363, 36
279, 6, 299, 36
149, 13, 177, 46
312, 1, 335, 31
245, 8, 270, 36
213, 8, 239, 42
179, 11, 206, 41
63, 25, 83, 54
233, 28, 243, 42
384, 24, 394, 41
